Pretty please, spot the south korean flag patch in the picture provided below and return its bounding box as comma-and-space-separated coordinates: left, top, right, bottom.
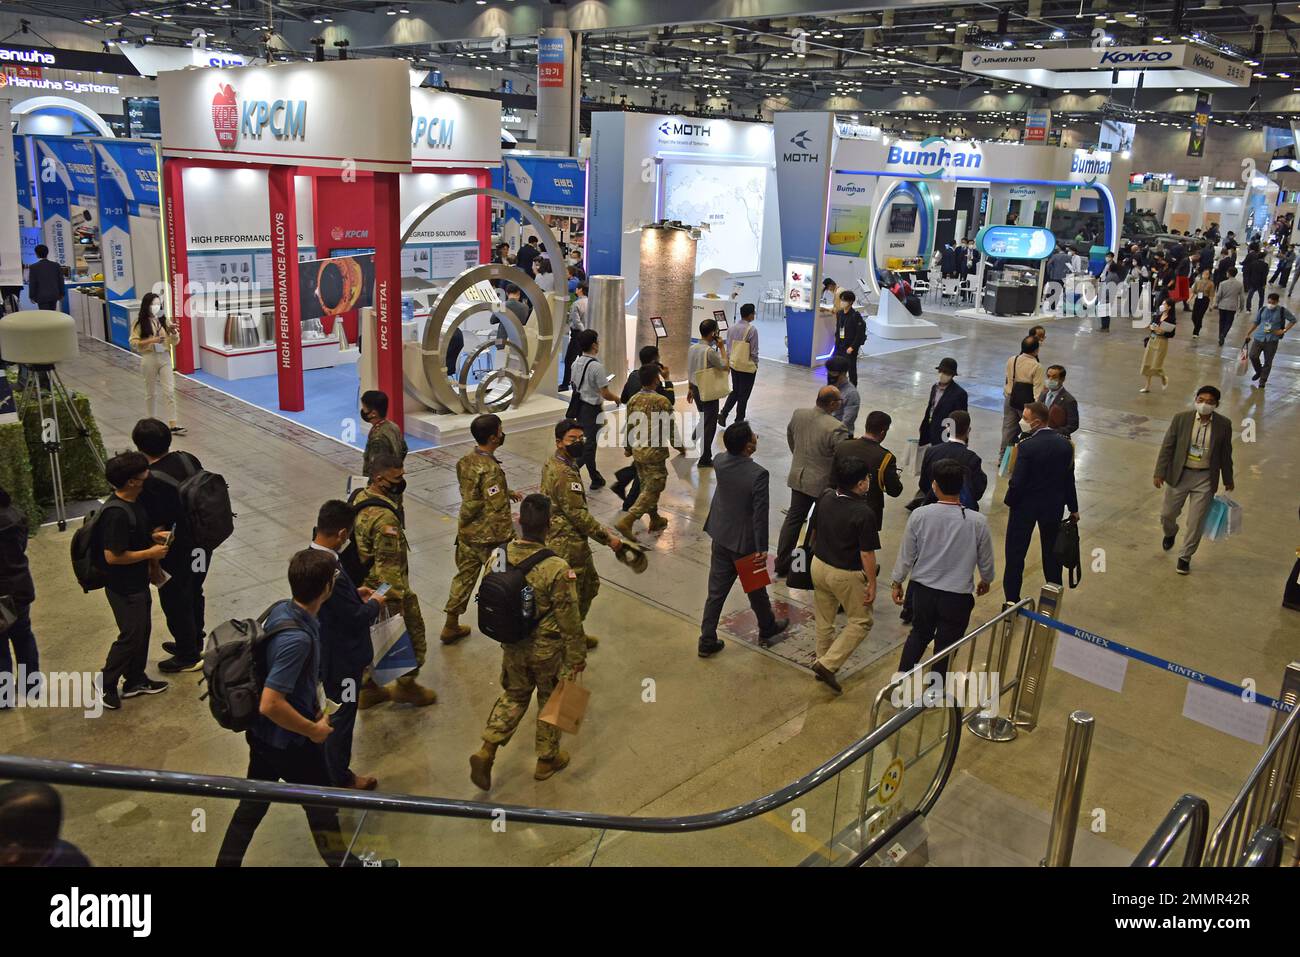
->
487, 485, 500, 496
570, 481, 583, 493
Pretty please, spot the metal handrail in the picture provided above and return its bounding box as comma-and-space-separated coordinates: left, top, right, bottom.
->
1131, 794, 1209, 867
1240, 827, 1284, 867
1204, 702, 1300, 866
0, 700, 936, 842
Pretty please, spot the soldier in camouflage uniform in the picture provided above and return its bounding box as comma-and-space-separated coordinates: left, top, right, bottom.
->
360, 390, 408, 478
441, 413, 521, 643
616, 363, 683, 540
350, 452, 436, 708
469, 494, 585, 790
541, 419, 623, 649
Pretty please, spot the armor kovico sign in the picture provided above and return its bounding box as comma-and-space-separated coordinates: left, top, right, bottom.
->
158, 59, 413, 173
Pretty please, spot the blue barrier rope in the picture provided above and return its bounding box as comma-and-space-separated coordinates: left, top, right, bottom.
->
1017, 608, 1295, 714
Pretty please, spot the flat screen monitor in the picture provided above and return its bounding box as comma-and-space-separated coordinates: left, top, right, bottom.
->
888, 204, 917, 234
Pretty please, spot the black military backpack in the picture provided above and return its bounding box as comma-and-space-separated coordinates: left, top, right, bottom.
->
151, 453, 235, 552
476, 549, 555, 644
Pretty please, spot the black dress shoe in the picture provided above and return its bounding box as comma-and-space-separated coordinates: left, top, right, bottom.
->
899, 611, 913, 624
758, 618, 790, 647
811, 661, 843, 695
698, 639, 725, 658
1177, 558, 1191, 575
698, 458, 714, 469
590, 475, 606, 490
161, 641, 178, 656
1161, 534, 1176, 551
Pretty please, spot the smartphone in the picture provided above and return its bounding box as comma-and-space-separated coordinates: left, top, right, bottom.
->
373, 582, 392, 599
164, 522, 177, 547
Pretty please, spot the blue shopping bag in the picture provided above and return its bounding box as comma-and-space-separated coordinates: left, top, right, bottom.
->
1203, 496, 1229, 542
370, 612, 418, 685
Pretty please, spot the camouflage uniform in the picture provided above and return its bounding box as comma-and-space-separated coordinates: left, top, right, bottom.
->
363, 419, 408, 476
540, 452, 606, 620
444, 449, 515, 616
624, 389, 676, 522
481, 540, 584, 759
353, 488, 426, 674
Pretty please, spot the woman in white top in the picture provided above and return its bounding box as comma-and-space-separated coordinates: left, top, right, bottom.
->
129, 292, 185, 435
534, 258, 556, 294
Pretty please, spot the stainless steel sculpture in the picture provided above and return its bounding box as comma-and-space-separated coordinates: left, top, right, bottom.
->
399, 187, 563, 415
588, 274, 627, 388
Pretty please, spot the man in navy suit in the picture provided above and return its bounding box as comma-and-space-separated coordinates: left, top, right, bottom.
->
311, 500, 384, 790
698, 422, 789, 658
1002, 402, 1080, 602
917, 357, 969, 448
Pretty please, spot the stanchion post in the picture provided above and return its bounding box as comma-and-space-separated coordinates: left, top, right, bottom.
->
1268, 661, 1300, 854
968, 601, 1019, 742
1011, 583, 1063, 731
1043, 709, 1095, 867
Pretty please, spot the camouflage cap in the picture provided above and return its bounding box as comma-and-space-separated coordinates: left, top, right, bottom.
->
614, 540, 648, 574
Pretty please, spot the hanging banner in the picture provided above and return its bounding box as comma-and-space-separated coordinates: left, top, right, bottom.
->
95, 141, 161, 304
538, 35, 566, 88
267, 167, 304, 411
502, 156, 585, 216
1024, 108, 1051, 144
0, 106, 23, 286
32, 137, 98, 279
1187, 94, 1212, 157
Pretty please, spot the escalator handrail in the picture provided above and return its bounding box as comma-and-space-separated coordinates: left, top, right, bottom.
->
1130, 794, 1209, 867
1240, 826, 1284, 867
0, 700, 929, 837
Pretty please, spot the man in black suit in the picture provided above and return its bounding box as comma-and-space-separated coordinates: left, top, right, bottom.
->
515, 235, 540, 277
698, 422, 789, 658
1003, 402, 1080, 602
1039, 365, 1080, 437
916, 410, 987, 510
27, 245, 65, 311
311, 500, 384, 790
917, 357, 969, 448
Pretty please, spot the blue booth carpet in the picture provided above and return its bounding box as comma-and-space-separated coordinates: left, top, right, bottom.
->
185, 364, 434, 454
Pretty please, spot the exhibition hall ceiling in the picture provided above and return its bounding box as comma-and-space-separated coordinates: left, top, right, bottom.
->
17, 0, 1300, 129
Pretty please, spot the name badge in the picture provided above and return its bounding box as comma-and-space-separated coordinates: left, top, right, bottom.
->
838, 328, 846, 339
1188, 444, 1205, 463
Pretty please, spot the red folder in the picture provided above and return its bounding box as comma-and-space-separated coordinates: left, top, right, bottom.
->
734, 552, 773, 593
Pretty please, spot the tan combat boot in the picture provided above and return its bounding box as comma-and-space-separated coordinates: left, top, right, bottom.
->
584, 634, 599, 649
648, 513, 669, 532
440, 613, 470, 644
357, 676, 390, 710
388, 675, 437, 706
534, 750, 570, 781
469, 741, 498, 791
614, 513, 638, 539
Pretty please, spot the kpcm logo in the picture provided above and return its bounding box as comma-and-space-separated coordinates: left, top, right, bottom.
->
790, 129, 812, 149
211, 82, 239, 150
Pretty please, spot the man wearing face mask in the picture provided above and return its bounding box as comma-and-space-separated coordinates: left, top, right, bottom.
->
349, 454, 437, 707
1002, 402, 1079, 603
442, 413, 522, 644
1038, 365, 1079, 437
360, 390, 407, 481
825, 355, 859, 435
310, 500, 384, 790
541, 419, 624, 648
917, 357, 968, 449
1154, 386, 1235, 575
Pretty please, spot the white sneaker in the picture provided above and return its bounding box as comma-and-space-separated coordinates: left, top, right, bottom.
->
1139, 387, 1151, 393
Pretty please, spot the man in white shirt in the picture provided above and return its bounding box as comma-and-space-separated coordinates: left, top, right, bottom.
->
686, 318, 728, 469
999, 335, 1046, 461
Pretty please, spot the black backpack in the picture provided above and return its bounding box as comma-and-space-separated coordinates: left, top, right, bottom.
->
200, 603, 298, 731
152, 453, 235, 552
340, 493, 402, 586
1008, 355, 1037, 412
475, 548, 555, 644
70, 498, 133, 593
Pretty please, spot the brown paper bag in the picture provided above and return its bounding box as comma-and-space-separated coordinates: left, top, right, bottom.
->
539, 677, 590, 734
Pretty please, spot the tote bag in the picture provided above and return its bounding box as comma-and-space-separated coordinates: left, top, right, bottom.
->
695, 366, 732, 402
730, 338, 757, 373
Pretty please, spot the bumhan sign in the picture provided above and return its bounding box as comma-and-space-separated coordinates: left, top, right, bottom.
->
885, 137, 982, 178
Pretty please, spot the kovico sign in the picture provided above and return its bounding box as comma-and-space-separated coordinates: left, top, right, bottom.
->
1098, 48, 1173, 65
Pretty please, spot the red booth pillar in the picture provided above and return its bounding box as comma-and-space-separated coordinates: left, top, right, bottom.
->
267, 166, 304, 412
372, 171, 404, 429
161, 158, 196, 374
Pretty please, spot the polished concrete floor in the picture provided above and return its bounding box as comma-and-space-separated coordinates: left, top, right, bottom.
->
5, 293, 1298, 866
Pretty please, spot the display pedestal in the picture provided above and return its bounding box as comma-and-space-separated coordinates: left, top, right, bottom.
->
867, 289, 942, 340
953, 306, 1055, 327
404, 393, 570, 444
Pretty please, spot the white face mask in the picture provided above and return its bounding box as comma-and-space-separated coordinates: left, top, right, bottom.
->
1195, 401, 1214, 416
1046, 378, 1061, 391
1019, 417, 1034, 433
151, 303, 162, 317
938, 373, 953, 385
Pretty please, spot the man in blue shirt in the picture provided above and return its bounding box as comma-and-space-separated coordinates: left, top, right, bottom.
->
1241, 293, 1295, 389
216, 549, 380, 867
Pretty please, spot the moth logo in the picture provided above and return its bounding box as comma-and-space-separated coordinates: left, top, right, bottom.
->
657, 120, 711, 138
790, 129, 812, 150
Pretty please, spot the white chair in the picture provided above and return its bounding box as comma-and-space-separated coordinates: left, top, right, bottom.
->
912, 277, 931, 302
760, 281, 783, 322
958, 278, 975, 304
940, 277, 961, 305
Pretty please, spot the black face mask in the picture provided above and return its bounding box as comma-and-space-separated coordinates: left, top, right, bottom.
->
380, 477, 406, 496
564, 439, 584, 459
496, 432, 506, 447
360, 408, 374, 423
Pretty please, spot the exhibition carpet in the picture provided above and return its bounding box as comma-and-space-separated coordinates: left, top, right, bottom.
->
185, 365, 434, 454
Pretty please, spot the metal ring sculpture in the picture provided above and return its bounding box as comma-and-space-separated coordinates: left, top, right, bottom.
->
399, 187, 564, 415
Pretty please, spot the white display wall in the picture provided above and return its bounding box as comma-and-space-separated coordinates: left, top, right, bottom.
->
399, 170, 480, 282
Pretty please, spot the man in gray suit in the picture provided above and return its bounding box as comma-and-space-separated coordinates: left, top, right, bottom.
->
1154, 384, 1234, 575
698, 423, 790, 658
774, 386, 851, 576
